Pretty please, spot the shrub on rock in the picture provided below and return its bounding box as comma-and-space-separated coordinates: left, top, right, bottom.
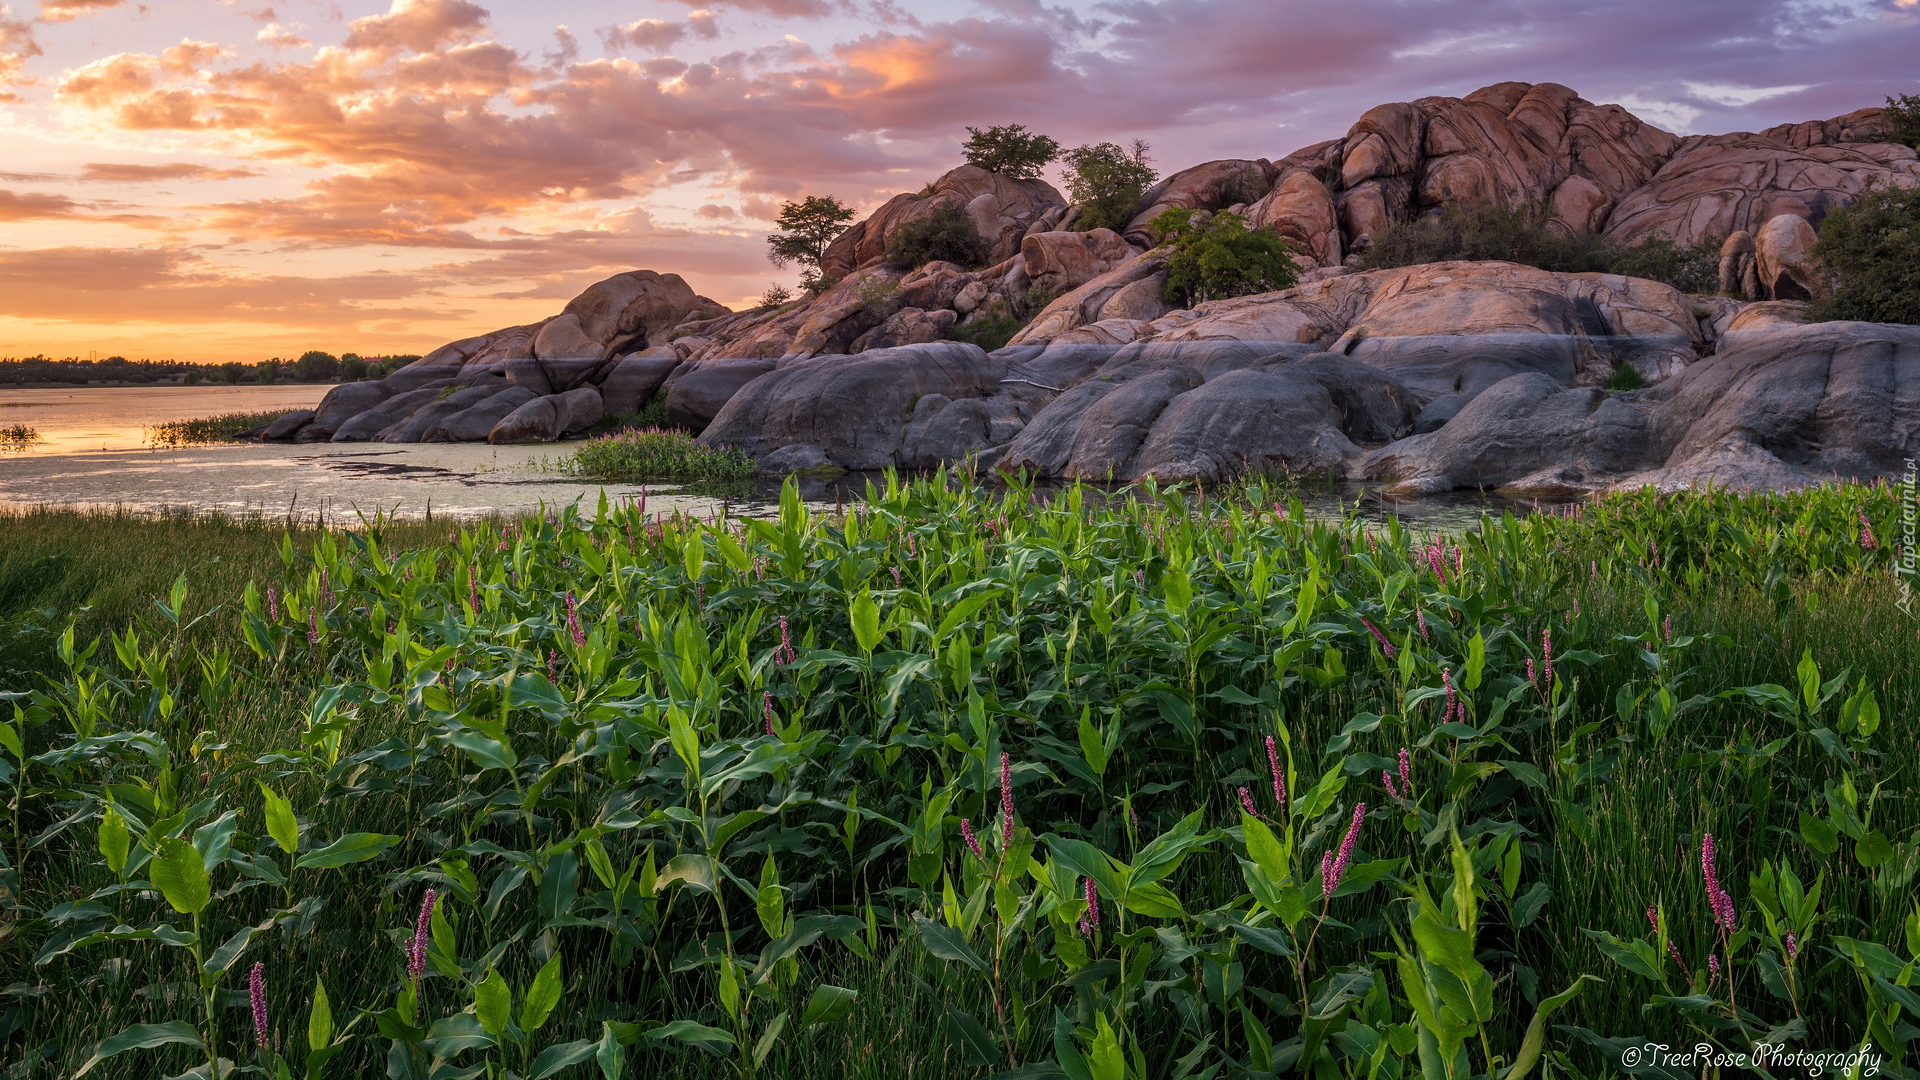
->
1149, 208, 1300, 306
1356, 201, 1720, 293
1063, 141, 1157, 233
960, 124, 1060, 180
1810, 184, 1920, 326
882, 205, 991, 270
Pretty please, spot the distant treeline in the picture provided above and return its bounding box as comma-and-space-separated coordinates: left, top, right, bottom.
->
0, 350, 423, 387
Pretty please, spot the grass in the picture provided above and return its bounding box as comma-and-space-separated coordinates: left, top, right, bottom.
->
1603, 363, 1646, 391
0, 422, 41, 449
562, 425, 753, 483
0, 478, 1916, 1079
144, 410, 288, 448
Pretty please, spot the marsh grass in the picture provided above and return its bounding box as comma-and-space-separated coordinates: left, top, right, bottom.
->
2, 479, 1916, 1078
562, 426, 753, 483
144, 410, 287, 448
0, 422, 40, 449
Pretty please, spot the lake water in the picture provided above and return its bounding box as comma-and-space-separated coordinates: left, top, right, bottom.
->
0, 385, 1542, 530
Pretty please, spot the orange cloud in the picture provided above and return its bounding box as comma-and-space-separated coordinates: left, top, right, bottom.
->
1, 5, 43, 100
80, 161, 265, 181
341, 0, 487, 57
0, 188, 82, 219
37, 0, 124, 24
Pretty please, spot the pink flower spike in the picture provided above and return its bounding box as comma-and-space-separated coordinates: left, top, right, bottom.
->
1542, 628, 1554, 687
1000, 753, 1015, 843
408, 889, 437, 984
1397, 748, 1412, 795
762, 690, 776, 738
266, 587, 279, 622
1359, 616, 1396, 658
565, 593, 586, 648
1700, 833, 1736, 934
1380, 771, 1398, 799
1786, 931, 1798, 961
1646, 904, 1660, 933
961, 818, 984, 860
1265, 735, 1286, 810
1239, 786, 1259, 816
1416, 609, 1429, 641
249, 961, 268, 1045
1083, 876, 1099, 934
1323, 803, 1365, 897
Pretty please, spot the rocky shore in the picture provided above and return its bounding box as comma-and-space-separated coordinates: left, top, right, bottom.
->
256, 81, 1920, 494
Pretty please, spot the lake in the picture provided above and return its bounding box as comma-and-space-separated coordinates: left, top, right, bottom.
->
0, 385, 1547, 530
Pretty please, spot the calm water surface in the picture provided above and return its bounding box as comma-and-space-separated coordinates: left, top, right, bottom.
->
0, 386, 1545, 529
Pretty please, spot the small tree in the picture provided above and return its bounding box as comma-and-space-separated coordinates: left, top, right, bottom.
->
883, 205, 991, 270
766, 195, 856, 289
1885, 93, 1920, 149
759, 283, 794, 308
339, 354, 369, 381
1062, 140, 1157, 232
961, 124, 1060, 181
1149, 209, 1300, 306
293, 350, 340, 381
1809, 184, 1920, 325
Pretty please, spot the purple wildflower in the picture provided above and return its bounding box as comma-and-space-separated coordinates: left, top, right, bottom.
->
1000, 753, 1014, 843
249, 961, 268, 1045
1398, 748, 1412, 795
1860, 513, 1878, 550
1542, 629, 1554, 687
1526, 657, 1537, 687
1381, 771, 1398, 798
1239, 786, 1259, 816
307, 608, 319, 646
961, 818, 984, 861
890, 566, 902, 588
763, 691, 777, 738
565, 593, 586, 648
469, 573, 480, 614
1322, 802, 1365, 897
1662, 614, 1672, 643
1358, 616, 1396, 658
1265, 736, 1286, 810
408, 889, 436, 984
1648, 904, 1691, 975
1707, 952, 1721, 983
266, 587, 279, 622
1082, 877, 1099, 935
547, 650, 557, 684
1416, 609, 1429, 640
319, 568, 334, 611
1441, 667, 1458, 724
1786, 931, 1798, 961
1700, 833, 1736, 934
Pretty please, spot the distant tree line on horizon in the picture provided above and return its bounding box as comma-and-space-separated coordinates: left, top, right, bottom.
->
0, 350, 422, 387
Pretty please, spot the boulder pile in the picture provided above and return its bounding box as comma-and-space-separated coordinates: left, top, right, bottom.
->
255, 82, 1920, 493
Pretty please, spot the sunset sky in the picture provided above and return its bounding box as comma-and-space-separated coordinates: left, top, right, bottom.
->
1, 0, 1916, 364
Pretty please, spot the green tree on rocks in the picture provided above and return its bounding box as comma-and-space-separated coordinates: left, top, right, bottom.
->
766, 195, 856, 291
961, 124, 1061, 180
1149, 208, 1300, 307
1062, 140, 1157, 232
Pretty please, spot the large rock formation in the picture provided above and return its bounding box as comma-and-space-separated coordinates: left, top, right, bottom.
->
249, 82, 1919, 492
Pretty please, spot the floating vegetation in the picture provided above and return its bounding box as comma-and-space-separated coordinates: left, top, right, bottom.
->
562, 425, 754, 482
0, 421, 41, 449
143, 410, 286, 447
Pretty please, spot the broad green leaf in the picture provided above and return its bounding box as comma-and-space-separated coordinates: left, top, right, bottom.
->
150, 836, 211, 915
295, 832, 398, 870
308, 978, 334, 1052
520, 953, 563, 1033
595, 1022, 626, 1080
1504, 975, 1597, 1080
1858, 831, 1895, 868
259, 783, 299, 856
849, 592, 883, 654
913, 913, 987, 972
73, 1021, 206, 1077
443, 728, 517, 772
1121, 880, 1186, 919
474, 967, 512, 1038
531, 1038, 598, 1078
645, 1019, 736, 1051
800, 984, 857, 1026
98, 806, 130, 877
667, 707, 701, 786
1087, 1014, 1124, 1080
1799, 812, 1839, 856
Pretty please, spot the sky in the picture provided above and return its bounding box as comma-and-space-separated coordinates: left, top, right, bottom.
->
0, 0, 1916, 364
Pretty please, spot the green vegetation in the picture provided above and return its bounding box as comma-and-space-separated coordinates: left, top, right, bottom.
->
1150, 208, 1301, 306
767, 196, 857, 293
0, 354, 409, 387
960, 124, 1060, 181
1061, 141, 1157, 233
1356, 202, 1721, 294
2, 477, 1917, 1079
1603, 363, 1646, 392
760, 284, 795, 309
942, 313, 1026, 352
563, 427, 754, 483
1884, 93, 1920, 149
0, 422, 41, 449
883, 206, 992, 271
1809, 183, 1920, 326
144, 410, 288, 448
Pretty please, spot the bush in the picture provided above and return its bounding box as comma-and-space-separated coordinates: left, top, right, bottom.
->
960, 124, 1060, 180
759, 283, 793, 308
1357, 201, 1722, 293
1885, 93, 1920, 150
1062, 140, 1156, 233
882, 205, 991, 270
1809, 184, 1920, 325
563, 427, 754, 483
144, 411, 286, 447
338, 354, 369, 381
1604, 363, 1647, 391
1149, 208, 1300, 306
943, 314, 1026, 351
